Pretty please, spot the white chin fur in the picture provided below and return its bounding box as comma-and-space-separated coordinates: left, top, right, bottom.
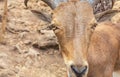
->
113, 71, 120, 77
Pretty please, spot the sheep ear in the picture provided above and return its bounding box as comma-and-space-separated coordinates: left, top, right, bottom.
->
31, 10, 52, 23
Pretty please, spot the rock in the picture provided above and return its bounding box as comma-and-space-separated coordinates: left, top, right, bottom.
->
32, 30, 59, 50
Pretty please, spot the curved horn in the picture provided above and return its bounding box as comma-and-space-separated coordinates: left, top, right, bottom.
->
24, 0, 68, 9
24, 0, 29, 7
41, 0, 68, 9
41, 0, 56, 9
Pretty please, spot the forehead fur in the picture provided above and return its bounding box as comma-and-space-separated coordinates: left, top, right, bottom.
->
52, 1, 95, 39
53, 1, 95, 27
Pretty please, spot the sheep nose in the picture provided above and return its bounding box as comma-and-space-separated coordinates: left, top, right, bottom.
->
71, 65, 87, 76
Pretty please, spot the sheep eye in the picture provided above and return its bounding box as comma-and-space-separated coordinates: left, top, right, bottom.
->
48, 24, 60, 31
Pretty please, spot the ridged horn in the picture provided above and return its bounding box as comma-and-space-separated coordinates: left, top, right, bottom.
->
24, 0, 29, 7
41, 0, 68, 9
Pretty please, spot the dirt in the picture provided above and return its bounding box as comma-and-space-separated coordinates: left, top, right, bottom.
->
0, 0, 66, 77
0, 0, 120, 77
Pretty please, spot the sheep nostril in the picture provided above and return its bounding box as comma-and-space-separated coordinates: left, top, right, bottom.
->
71, 65, 87, 76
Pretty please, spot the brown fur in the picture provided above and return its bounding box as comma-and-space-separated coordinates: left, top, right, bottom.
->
27, 0, 120, 77
52, 1, 96, 77
52, 1, 120, 77
88, 22, 120, 77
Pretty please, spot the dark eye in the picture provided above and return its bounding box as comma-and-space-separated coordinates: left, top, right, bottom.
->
90, 23, 97, 30
53, 26, 59, 31
48, 24, 60, 31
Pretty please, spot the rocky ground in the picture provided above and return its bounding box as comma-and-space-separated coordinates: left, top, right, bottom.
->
0, 0, 66, 77
0, 0, 120, 77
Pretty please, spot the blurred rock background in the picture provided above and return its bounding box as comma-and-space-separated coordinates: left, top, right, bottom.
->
0, 0, 119, 77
